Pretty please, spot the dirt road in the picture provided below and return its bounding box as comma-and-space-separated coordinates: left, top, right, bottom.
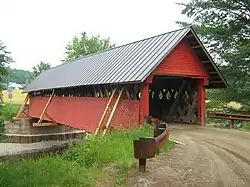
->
126, 125, 250, 187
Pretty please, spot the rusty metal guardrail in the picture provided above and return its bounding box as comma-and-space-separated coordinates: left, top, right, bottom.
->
133, 117, 169, 172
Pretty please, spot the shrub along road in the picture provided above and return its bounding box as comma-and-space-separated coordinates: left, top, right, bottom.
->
126, 124, 250, 187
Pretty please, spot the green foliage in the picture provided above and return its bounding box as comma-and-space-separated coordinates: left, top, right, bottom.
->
0, 124, 174, 186
160, 141, 175, 153
0, 103, 20, 121
63, 32, 115, 62
62, 124, 154, 168
0, 41, 13, 91
32, 61, 51, 79
177, 0, 250, 104
1, 67, 32, 85
0, 120, 4, 140
243, 122, 250, 131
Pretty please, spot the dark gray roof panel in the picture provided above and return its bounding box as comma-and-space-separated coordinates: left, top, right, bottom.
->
24, 27, 227, 92
24, 27, 191, 92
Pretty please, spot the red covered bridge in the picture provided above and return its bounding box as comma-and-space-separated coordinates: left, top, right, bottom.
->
20, 27, 228, 134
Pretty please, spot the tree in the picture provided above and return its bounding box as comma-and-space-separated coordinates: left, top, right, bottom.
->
0, 41, 13, 102
32, 61, 51, 78
177, 0, 250, 104
1, 67, 32, 84
63, 32, 115, 62
0, 41, 12, 83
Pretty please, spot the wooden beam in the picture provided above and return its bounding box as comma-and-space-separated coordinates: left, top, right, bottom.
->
186, 34, 194, 38
33, 122, 58, 127
16, 94, 30, 118
103, 87, 124, 135
94, 88, 117, 135
201, 60, 211, 64
191, 45, 202, 49
211, 81, 224, 84
37, 91, 54, 125
209, 72, 219, 74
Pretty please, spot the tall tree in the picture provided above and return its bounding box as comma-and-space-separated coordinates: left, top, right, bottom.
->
0, 41, 13, 102
32, 61, 51, 78
63, 32, 115, 62
177, 0, 250, 104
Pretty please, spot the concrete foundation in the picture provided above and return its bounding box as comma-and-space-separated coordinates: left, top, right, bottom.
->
3, 118, 86, 143
4, 118, 78, 135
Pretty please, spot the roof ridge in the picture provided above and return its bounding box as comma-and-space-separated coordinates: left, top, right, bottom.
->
44, 26, 192, 73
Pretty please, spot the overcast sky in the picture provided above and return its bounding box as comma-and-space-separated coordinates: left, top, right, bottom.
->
0, 0, 190, 71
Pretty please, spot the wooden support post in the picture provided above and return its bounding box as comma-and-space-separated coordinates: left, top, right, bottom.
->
197, 79, 206, 126
139, 83, 150, 122
37, 91, 54, 124
94, 88, 116, 135
230, 119, 234, 129
16, 94, 30, 118
102, 87, 124, 135
139, 159, 146, 172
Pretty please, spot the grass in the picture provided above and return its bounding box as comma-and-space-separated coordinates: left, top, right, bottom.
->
0, 103, 20, 140
0, 103, 20, 121
160, 141, 175, 153
0, 124, 174, 187
242, 122, 250, 131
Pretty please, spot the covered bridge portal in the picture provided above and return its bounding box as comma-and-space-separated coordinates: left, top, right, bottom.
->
21, 27, 228, 133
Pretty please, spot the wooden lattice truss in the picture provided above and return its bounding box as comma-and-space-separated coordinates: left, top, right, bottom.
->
150, 79, 198, 124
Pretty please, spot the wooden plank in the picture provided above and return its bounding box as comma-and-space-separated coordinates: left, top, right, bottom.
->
201, 60, 211, 64
94, 88, 117, 135
102, 87, 124, 135
37, 91, 54, 124
16, 94, 30, 118
208, 112, 250, 118
208, 115, 250, 121
33, 122, 58, 127
22, 111, 30, 118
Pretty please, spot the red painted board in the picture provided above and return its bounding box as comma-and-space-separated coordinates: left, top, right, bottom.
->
29, 96, 140, 132
153, 40, 209, 77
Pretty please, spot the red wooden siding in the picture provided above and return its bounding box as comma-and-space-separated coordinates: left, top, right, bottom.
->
153, 40, 209, 77
29, 96, 140, 132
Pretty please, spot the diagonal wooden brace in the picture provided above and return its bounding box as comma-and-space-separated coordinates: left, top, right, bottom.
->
16, 94, 30, 119
95, 88, 117, 135
102, 87, 124, 135
37, 90, 54, 125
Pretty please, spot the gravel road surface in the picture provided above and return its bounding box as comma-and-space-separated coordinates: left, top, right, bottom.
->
126, 124, 250, 187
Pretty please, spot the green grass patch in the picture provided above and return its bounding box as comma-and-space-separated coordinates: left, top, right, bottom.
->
242, 122, 250, 131
0, 124, 175, 187
0, 103, 20, 121
160, 141, 175, 153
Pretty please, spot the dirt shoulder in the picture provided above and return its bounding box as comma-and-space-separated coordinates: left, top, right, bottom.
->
125, 124, 250, 187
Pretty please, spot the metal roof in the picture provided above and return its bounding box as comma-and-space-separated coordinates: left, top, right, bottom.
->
24, 26, 227, 92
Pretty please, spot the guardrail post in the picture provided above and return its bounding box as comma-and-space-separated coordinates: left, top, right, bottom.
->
139, 158, 146, 172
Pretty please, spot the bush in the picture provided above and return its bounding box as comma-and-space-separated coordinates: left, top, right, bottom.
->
62, 124, 154, 168
0, 120, 4, 140
0, 103, 19, 121
243, 122, 250, 131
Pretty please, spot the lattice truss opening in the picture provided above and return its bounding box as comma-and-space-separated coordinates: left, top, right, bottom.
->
149, 76, 198, 124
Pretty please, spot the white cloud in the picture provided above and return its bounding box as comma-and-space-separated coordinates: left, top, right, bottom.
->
0, 0, 189, 70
